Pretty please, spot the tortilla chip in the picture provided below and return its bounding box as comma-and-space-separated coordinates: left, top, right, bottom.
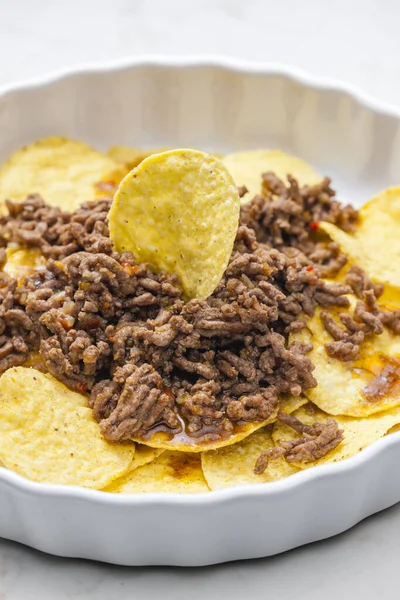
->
105, 451, 209, 494
131, 392, 306, 452
131, 419, 273, 453
0, 367, 136, 488
3, 247, 46, 281
272, 404, 400, 468
107, 146, 171, 170
201, 426, 299, 490
291, 307, 400, 417
223, 149, 322, 203
109, 149, 240, 299
124, 444, 164, 473
386, 423, 400, 435
279, 394, 308, 414
0, 137, 121, 212
320, 187, 400, 291
108, 146, 222, 170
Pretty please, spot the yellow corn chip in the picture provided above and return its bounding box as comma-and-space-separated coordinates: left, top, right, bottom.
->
105, 451, 209, 494
0, 136, 121, 212
107, 146, 171, 170
131, 393, 306, 453
387, 423, 400, 435
131, 419, 273, 453
109, 149, 240, 299
291, 307, 400, 417
3, 247, 46, 281
124, 444, 164, 474
223, 149, 322, 203
279, 393, 308, 414
132, 394, 308, 452
0, 367, 136, 488
272, 404, 400, 468
201, 427, 299, 490
107, 146, 221, 170
320, 187, 400, 291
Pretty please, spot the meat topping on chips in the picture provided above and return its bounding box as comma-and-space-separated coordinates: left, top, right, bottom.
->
0, 167, 399, 470
241, 174, 358, 254
321, 267, 400, 362
0, 270, 38, 372
254, 409, 344, 474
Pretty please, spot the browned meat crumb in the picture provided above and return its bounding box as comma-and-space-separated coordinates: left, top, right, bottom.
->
0, 272, 38, 371
321, 266, 400, 361
91, 363, 179, 440
238, 185, 248, 198
254, 411, 344, 473
345, 265, 384, 299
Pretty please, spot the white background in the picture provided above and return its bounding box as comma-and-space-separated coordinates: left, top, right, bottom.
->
1, 0, 400, 597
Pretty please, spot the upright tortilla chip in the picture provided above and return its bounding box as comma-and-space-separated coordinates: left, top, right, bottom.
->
0, 137, 122, 212
109, 149, 240, 299
272, 404, 400, 468
105, 451, 209, 494
223, 149, 322, 203
201, 427, 299, 490
108, 146, 221, 170
291, 307, 400, 417
320, 187, 400, 291
0, 368, 136, 488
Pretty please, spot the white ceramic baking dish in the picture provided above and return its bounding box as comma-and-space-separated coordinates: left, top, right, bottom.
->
1, 57, 400, 566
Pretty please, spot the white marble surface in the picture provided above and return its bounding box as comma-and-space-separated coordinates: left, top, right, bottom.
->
1, 0, 400, 596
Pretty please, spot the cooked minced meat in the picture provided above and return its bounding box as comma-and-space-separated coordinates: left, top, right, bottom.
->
320, 267, 400, 362
240, 174, 358, 254
254, 409, 344, 473
0, 270, 38, 372
0, 173, 394, 458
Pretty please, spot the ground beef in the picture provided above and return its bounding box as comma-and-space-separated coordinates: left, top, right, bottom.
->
240, 174, 358, 254
0, 171, 395, 463
254, 408, 344, 473
88, 240, 322, 439
321, 266, 400, 361
0, 272, 37, 371
90, 363, 179, 440
0, 196, 113, 259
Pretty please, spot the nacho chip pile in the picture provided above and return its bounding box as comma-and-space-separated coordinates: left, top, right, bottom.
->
320, 188, 400, 293
0, 137, 400, 494
0, 137, 125, 212
223, 149, 322, 203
